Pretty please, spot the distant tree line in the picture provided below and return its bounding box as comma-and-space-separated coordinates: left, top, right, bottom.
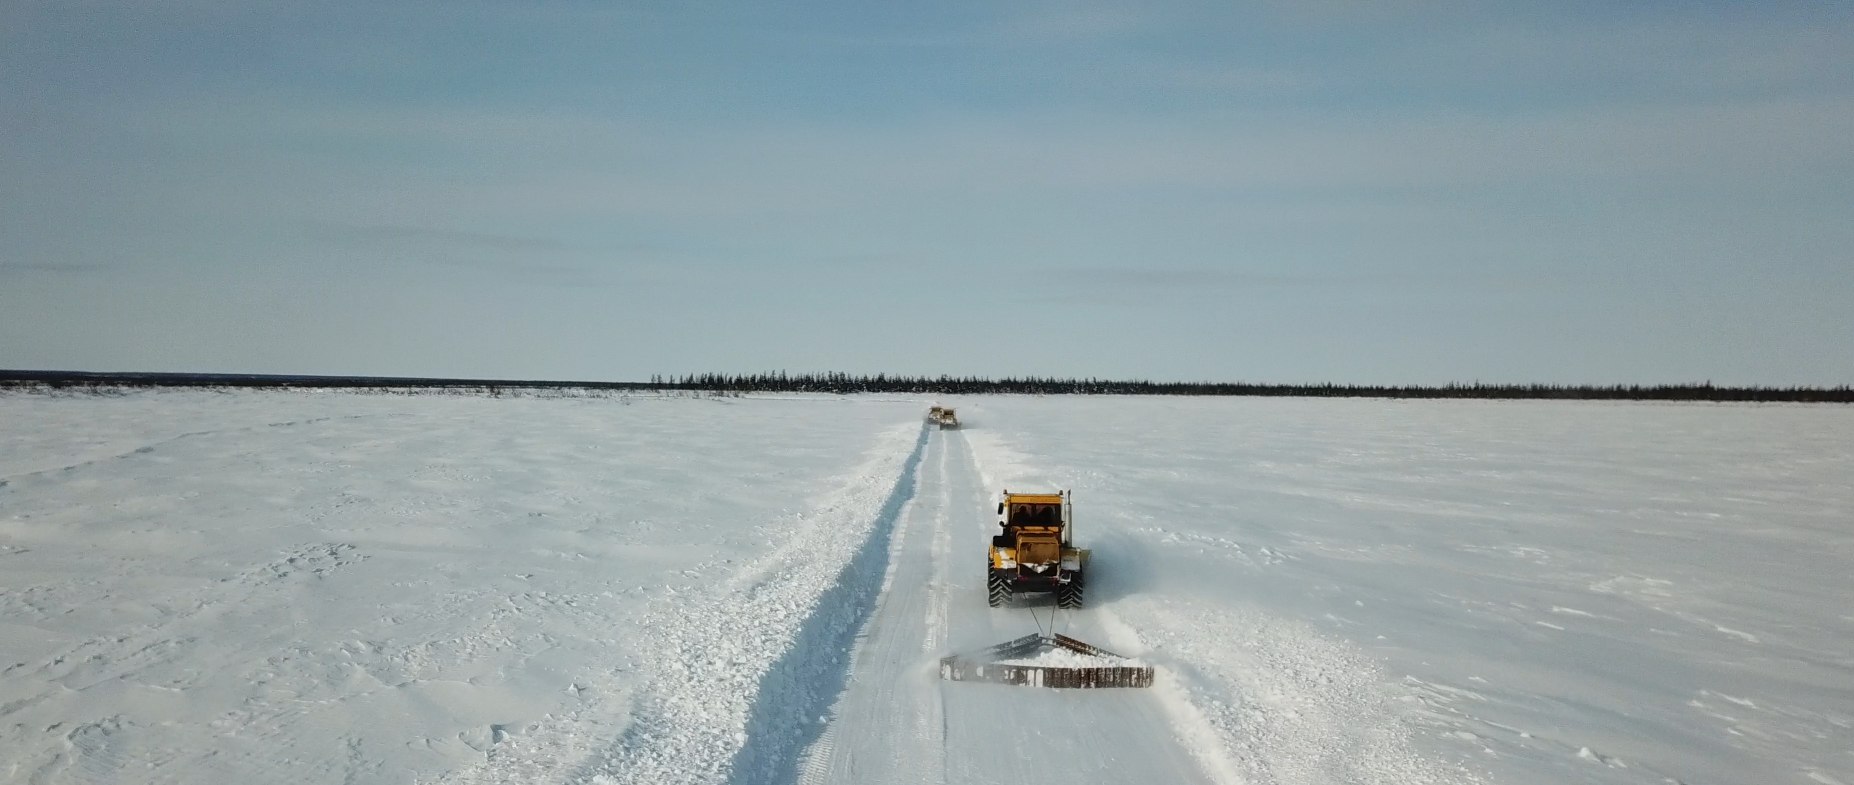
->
659, 372, 1854, 402
4, 369, 1850, 402
0, 371, 647, 397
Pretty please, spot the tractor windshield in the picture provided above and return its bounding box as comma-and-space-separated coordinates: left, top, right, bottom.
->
1008, 503, 1061, 527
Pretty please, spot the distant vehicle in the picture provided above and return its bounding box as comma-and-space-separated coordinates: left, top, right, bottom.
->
927, 406, 959, 429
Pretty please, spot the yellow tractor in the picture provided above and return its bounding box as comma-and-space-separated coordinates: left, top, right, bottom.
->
945, 489, 1150, 689
928, 406, 959, 428
988, 490, 1086, 608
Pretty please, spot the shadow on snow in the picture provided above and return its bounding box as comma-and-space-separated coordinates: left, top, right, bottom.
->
722, 423, 931, 785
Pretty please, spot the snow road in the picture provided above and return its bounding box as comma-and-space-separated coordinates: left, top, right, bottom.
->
3, 390, 1850, 785
794, 427, 1218, 785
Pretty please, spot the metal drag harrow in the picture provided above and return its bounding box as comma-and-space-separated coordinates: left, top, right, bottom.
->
939, 633, 1154, 689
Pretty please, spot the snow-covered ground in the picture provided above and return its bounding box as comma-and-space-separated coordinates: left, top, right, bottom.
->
2, 390, 1850, 785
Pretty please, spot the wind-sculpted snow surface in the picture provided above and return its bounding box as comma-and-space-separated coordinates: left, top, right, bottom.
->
0, 391, 923, 785
958, 396, 1854, 785
4, 391, 1851, 785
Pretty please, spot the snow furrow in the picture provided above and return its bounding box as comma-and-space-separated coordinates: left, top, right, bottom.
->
6, 392, 1848, 785
577, 421, 929, 785
794, 427, 954, 785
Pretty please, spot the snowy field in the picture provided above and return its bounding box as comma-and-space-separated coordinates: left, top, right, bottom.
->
1, 390, 1850, 785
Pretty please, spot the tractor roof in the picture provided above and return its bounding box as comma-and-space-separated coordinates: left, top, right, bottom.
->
1003, 492, 1064, 504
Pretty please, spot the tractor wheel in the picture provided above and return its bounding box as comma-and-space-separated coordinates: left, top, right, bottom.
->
987, 572, 1010, 608
1057, 578, 1084, 609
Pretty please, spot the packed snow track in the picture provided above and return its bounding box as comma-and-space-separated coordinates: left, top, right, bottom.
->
791, 427, 1220, 785
4, 390, 1849, 785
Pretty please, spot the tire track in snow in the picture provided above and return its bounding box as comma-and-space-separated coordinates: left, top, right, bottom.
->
570, 421, 930, 785
794, 426, 954, 785
0, 413, 403, 488
920, 428, 953, 658
723, 422, 930, 785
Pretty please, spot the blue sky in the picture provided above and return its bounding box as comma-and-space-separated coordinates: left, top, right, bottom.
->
3, 1, 1850, 384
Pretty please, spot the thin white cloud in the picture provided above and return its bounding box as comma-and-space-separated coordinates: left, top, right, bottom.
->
0, 261, 110, 274
6, 1, 1850, 382
305, 222, 568, 253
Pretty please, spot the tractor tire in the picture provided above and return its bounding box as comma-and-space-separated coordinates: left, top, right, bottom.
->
987, 571, 1010, 608
1057, 577, 1084, 609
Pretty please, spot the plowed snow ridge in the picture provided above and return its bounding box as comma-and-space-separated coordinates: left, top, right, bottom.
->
579, 422, 928, 785
5, 392, 1849, 785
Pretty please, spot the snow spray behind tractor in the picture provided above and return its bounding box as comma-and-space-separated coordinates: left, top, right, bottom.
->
938, 633, 1153, 689
940, 490, 1155, 689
